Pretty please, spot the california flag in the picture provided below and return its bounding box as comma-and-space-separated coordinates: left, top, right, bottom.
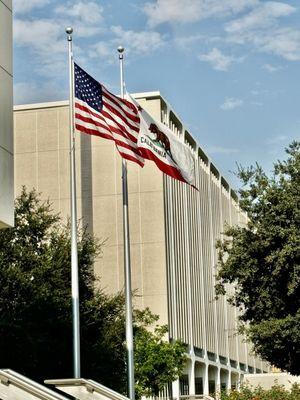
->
127, 95, 196, 187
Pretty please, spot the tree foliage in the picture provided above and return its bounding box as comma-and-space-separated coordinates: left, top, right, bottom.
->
134, 309, 187, 398
0, 187, 129, 391
0, 188, 186, 395
220, 383, 300, 400
216, 142, 300, 374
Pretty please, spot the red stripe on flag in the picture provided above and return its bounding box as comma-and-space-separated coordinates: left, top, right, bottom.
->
114, 138, 143, 157
100, 109, 138, 143
102, 86, 139, 119
75, 102, 103, 122
102, 92, 140, 125
139, 148, 187, 183
76, 123, 143, 165
75, 102, 138, 144
75, 123, 114, 141
75, 113, 112, 135
102, 100, 140, 132
117, 151, 144, 167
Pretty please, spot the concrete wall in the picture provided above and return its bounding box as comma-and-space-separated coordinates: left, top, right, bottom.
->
14, 100, 168, 321
0, 0, 13, 228
244, 373, 300, 390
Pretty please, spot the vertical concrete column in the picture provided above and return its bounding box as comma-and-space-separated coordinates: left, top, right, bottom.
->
195, 157, 208, 362
203, 364, 209, 396
227, 369, 232, 393
232, 202, 240, 369
215, 367, 221, 395
183, 183, 195, 355
218, 180, 231, 378
237, 373, 241, 390
165, 106, 178, 343
172, 379, 180, 400
188, 359, 196, 396
244, 342, 249, 373
207, 164, 220, 362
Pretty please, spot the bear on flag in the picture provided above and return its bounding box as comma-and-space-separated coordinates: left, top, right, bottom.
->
128, 94, 196, 187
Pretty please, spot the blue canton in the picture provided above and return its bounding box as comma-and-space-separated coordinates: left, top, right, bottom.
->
74, 63, 103, 112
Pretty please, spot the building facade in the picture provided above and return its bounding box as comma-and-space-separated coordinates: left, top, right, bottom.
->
14, 93, 269, 396
0, 0, 13, 228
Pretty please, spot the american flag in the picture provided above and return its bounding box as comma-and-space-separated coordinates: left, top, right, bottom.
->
74, 63, 144, 167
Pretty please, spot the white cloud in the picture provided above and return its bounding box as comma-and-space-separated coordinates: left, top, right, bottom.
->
258, 27, 300, 61
13, 1, 107, 78
88, 42, 116, 66
207, 145, 239, 154
225, 2, 295, 33
14, 1, 105, 75
55, 1, 104, 25
251, 101, 263, 106
14, 18, 73, 79
145, 1, 300, 64
111, 26, 165, 54
266, 135, 288, 144
220, 97, 243, 110
263, 63, 282, 73
250, 87, 270, 96
144, 0, 258, 27
88, 27, 165, 66
14, 81, 66, 105
13, 0, 50, 14
53, 1, 105, 38
175, 34, 206, 48
228, 26, 300, 61
14, 18, 63, 54
224, 2, 300, 61
90, 42, 112, 59
144, 0, 204, 25
198, 48, 235, 71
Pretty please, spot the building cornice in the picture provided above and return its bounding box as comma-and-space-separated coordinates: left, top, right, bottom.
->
14, 100, 69, 111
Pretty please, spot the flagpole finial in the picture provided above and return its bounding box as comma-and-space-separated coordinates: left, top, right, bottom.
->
66, 27, 73, 41
117, 46, 124, 59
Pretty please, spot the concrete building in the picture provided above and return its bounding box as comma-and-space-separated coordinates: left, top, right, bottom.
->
244, 372, 300, 391
14, 92, 269, 396
0, 0, 13, 228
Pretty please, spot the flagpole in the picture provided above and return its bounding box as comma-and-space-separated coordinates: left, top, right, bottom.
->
66, 26, 81, 379
117, 46, 135, 400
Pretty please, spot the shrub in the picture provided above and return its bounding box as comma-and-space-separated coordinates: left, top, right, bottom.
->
220, 383, 300, 400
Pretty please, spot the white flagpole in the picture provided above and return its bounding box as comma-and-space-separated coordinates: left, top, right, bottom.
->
117, 46, 135, 400
66, 27, 81, 378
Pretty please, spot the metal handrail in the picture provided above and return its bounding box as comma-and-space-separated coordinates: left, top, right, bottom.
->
179, 396, 215, 400
45, 378, 130, 400
0, 369, 69, 400
149, 396, 215, 400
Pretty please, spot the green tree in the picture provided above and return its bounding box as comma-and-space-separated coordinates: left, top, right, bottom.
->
0, 187, 127, 391
134, 309, 186, 399
216, 142, 300, 374
0, 188, 187, 395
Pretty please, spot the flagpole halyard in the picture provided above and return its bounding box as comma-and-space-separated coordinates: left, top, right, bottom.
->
66, 26, 81, 379
118, 46, 135, 400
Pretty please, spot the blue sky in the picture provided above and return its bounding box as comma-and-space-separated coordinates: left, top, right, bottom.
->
13, 0, 300, 189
